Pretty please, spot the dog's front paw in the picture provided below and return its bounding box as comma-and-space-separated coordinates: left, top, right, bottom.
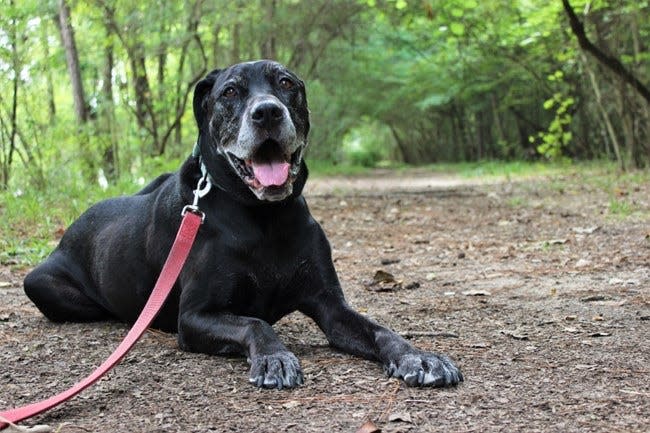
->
248, 351, 304, 390
385, 352, 463, 387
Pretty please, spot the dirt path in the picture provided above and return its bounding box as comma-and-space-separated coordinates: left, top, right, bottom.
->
1, 170, 649, 432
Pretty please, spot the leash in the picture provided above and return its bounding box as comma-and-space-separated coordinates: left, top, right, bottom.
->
0, 175, 211, 430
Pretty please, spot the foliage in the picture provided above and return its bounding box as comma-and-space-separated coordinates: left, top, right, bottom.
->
0, 0, 648, 195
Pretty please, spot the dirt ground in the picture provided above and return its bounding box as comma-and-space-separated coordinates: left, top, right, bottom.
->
1, 169, 649, 432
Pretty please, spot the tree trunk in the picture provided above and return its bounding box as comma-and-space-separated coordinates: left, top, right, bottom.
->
581, 52, 625, 171
261, 0, 277, 59
162, 0, 207, 155
41, 20, 56, 121
630, 10, 650, 166
212, 23, 221, 66
562, 0, 650, 106
1, 0, 20, 189
57, 0, 88, 124
101, 5, 118, 181
231, 22, 241, 63
491, 94, 505, 152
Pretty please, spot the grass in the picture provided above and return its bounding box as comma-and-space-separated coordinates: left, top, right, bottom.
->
0, 180, 142, 269
608, 197, 637, 218
424, 159, 584, 180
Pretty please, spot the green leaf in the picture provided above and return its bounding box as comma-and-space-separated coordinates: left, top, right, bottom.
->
417, 93, 452, 109
450, 22, 465, 36
543, 98, 555, 110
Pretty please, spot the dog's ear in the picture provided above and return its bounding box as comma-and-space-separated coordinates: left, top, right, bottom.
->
193, 68, 222, 130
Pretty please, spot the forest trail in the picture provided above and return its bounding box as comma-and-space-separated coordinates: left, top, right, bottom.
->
1, 170, 649, 432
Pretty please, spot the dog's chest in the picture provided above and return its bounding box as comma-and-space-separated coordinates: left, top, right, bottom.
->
202, 211, 313, 321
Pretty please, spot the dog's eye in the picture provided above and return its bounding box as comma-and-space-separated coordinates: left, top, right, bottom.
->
279, 77, 294, 90
222, 87, 237, 98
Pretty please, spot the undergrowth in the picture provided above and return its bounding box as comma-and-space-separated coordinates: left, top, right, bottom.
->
1, 160, 647, 269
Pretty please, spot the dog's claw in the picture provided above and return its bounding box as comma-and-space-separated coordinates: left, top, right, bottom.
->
248, 351, 303, 390
385, 352, 463, 387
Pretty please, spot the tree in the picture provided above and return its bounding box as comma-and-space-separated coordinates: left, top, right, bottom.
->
56, 0, 89, 124
562, 0, 650, 105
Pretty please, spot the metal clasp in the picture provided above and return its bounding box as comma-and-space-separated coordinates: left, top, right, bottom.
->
181, 174, 212, 223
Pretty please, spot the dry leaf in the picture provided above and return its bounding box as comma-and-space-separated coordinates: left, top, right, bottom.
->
462, 290, 491, 296
364, 270, 418, 292
468, 342, 492, 349
572, 226, 599, 234
581, 295, 609, 302
356, 420, 382, 433
388, 412, 413, 423
372, 270, 396, 284
501, 329, 529, 340
589, 332, 611, 338
380, 258, 400, 265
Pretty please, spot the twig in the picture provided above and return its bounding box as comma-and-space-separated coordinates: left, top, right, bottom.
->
401, 331, 460, 339
378, 381, 401, 422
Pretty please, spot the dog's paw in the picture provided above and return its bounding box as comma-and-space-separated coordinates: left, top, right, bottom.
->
385, 352, 463, 387
248, 351, 304, 390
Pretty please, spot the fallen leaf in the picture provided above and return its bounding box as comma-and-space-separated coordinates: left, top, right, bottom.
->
572, 226, 600, 234
373, 270, 396, 284
575, 364, 597, 370
356, 420, 382, 433
501, 329, 529, 340
380, 258, 400, 265
388, 412, 413, 423
589, 332, 611, 338
544, 239, 569, 246
468, 342, 491, 349
462, 290, 491, 296
364, 270, 419, 292
581, 295, 610, 302
281, 400, 301, 409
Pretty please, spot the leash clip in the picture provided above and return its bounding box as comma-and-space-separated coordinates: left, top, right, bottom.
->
181, 174, 211, 223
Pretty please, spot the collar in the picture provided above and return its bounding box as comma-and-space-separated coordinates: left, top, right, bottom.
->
192, 141, 222, 193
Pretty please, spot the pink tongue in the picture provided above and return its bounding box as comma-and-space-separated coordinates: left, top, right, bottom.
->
252, 161, 290, 187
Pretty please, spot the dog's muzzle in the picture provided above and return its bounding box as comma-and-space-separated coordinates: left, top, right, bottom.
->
225, 98, 304, 201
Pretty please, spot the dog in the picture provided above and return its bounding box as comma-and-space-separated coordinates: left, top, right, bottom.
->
24, 60, 462, 389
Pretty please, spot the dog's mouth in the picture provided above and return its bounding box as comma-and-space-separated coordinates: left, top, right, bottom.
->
227, 140, 303, 197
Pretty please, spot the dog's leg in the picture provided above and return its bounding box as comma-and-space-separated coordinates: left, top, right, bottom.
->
24, 253, 111, 322
178, 312, 303, 389
301, 291, 463, 387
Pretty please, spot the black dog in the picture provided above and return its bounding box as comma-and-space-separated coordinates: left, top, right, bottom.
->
24, 60, 462, 389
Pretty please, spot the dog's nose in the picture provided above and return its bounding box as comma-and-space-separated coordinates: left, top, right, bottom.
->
251, 101, 285, 129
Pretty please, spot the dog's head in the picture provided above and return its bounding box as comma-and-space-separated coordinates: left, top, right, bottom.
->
193, 60, 310, 202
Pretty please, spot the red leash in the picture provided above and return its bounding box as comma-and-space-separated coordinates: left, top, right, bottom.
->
0, 209, 204, 430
